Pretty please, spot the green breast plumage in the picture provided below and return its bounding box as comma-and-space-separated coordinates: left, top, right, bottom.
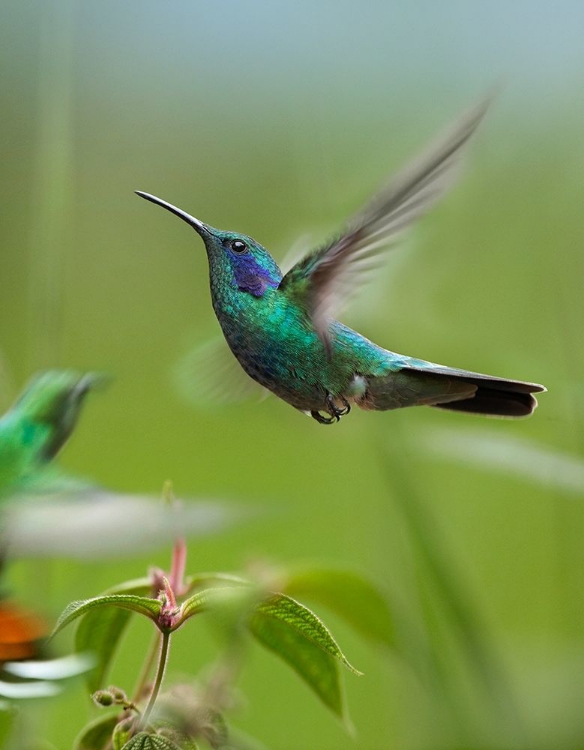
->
211, 284, 397, 411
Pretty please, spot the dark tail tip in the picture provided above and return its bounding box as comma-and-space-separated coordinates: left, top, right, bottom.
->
433, 387, 538, 418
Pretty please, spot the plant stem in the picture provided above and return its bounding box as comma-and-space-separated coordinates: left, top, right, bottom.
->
131, 631, 160, 704
139, 630, 171, 730
374, 424, 527, 746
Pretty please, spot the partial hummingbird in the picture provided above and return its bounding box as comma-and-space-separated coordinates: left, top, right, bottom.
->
0, 372, 95, 696
0, 371, 233, 558
136, 100, 545, 424
0, 370, 97, 502
0, 371, 233, 704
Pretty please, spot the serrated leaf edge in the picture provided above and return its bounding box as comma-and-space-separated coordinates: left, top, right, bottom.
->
51, 595, 162, 639
254, 593, 362, 675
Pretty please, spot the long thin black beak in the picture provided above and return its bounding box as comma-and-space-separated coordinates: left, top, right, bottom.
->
135, 191, 209, 236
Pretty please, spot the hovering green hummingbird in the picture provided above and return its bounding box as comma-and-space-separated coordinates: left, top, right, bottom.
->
0, 371, 233, 558
0, 371, 96, 499
0, 373, 100, 693
137, 101, 545, 424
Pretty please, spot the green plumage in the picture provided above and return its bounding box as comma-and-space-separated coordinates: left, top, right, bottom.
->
137, 100, 545, 423
0, 371, 96, 499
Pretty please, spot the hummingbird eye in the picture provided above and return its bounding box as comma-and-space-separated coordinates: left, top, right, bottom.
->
230, 239, 248, 254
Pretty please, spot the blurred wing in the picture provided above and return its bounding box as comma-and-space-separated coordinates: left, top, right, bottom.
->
279, 233, 316, 275
174, 336, 268, 407
279, 98, 490, 354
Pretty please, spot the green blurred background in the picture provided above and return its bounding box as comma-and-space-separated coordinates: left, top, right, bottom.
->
2, 1, 584, 747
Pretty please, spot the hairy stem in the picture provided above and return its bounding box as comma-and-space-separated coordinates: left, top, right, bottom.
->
131, 631, 160, 704
139, 630, 171, 730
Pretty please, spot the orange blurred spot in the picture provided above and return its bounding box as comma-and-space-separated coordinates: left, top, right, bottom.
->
0, 601, 46, 662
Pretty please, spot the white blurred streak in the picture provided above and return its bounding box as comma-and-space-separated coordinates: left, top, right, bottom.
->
4, 653, 94, 681
419, 427, 584, 497
0, 680, 60, 699
2, 492, 240, 559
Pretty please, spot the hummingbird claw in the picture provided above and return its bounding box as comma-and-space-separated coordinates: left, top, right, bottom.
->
310, 410, 337, 425
327, 393, 351, 419
310, 394, 351, 424
336, 396, 351, 417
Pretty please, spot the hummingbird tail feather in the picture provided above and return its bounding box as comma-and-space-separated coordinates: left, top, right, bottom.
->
359, 364, 544, 418
410, 364, 544, 417
430, 385, 538, 417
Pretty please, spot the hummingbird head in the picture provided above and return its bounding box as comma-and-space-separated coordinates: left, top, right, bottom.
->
13, 371, 104, 460
136, 192, 282, 297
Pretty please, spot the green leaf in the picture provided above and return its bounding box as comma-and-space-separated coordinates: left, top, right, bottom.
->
52, 595, 162, 639
184, 572, 248, 594
178, 585, 253, 629
153, 725, 200, 750
254, 594, 360, 673
75, 580, 153, 692
74, 713, 119, 750
177, 590, 211, 622
248, 593, 361, 721
122, 733, 181, 750
283, 566, 395, 648
112, 717, 135, 750
76, 607, 133, 692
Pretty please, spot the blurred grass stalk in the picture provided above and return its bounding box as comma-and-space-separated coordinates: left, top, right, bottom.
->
420, 426, 584, 496
26, 0, 75, 373
10, 7, 74, 744
377, 424, 529, 748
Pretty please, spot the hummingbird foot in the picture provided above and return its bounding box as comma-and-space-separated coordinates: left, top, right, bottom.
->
310, 394, 351, 424
310, 410, 337, 424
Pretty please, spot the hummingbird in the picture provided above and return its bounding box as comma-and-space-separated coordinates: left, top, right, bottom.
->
0, 370, 97, 500
136, 101, 545, 424
0, 372, 94, 683
0, 371, 234, 558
